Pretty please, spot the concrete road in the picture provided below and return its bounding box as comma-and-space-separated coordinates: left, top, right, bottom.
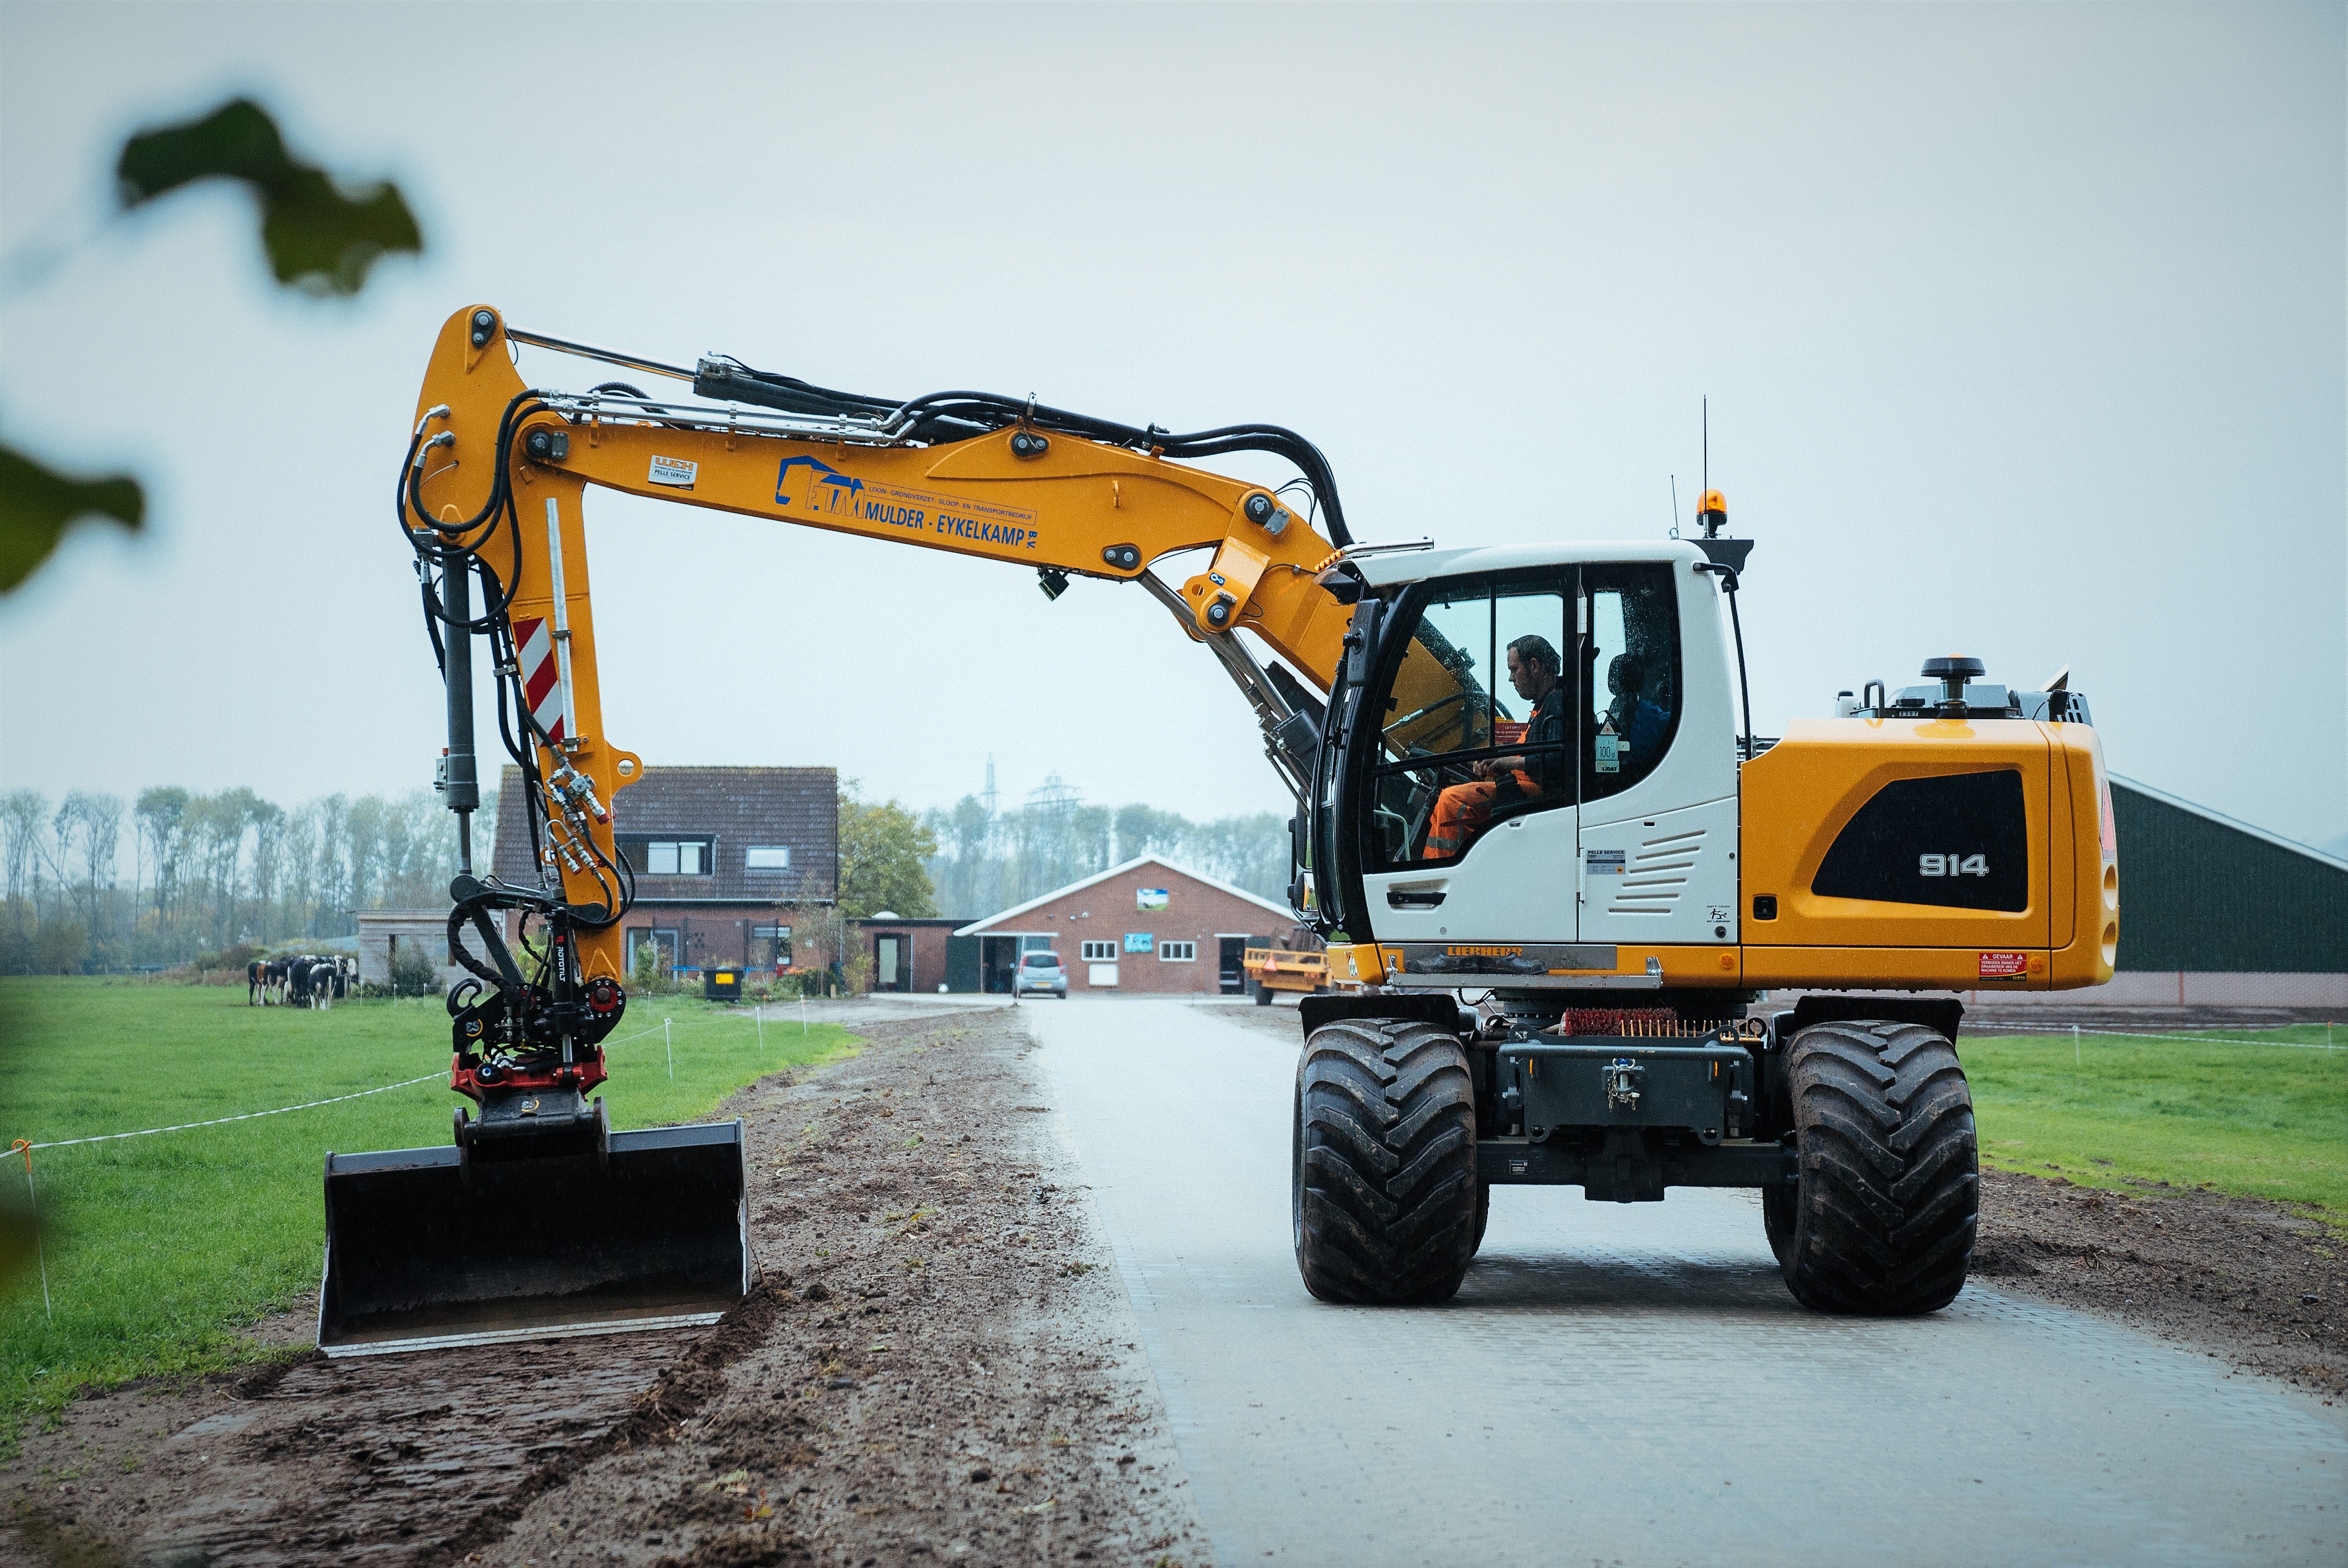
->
1023, 997, 2347, 1568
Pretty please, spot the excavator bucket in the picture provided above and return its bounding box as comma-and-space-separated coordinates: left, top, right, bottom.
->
317, 1120, 747, 1357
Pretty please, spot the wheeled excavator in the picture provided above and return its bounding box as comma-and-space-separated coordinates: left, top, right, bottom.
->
319, 303, 2119, 1353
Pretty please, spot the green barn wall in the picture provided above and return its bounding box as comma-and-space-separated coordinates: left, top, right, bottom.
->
2109, 784, 2348, 973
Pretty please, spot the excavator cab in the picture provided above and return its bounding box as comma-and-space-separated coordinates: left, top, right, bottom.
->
1310, 549, 1730, 945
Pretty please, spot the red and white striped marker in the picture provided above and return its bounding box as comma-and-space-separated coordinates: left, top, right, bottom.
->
513, 615, 566, 744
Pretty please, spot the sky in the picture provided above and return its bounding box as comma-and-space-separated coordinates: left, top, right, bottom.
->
2, 2, 2342, 851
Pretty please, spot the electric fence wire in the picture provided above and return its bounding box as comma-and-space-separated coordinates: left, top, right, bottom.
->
2046, 1025, 2344, 1052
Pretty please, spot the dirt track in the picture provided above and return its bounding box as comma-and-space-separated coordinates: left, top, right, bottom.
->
3, 1006, 1205, 1568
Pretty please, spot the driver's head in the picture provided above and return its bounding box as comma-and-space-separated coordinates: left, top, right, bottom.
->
1609, 654, 1646, 699
1506, 634, 1561, 699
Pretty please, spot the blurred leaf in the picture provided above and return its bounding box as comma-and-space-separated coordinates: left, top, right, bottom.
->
116, 97, 420, 297
0, 444, 144, 592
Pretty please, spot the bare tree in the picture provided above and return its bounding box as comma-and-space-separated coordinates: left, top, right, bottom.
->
2, 790, 46, 931
135, 786, 190, 923
249, 799, 285, 943
52, 791, 122, 935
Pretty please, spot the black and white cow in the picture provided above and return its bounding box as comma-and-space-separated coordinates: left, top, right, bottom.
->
288, 957, 330, 1010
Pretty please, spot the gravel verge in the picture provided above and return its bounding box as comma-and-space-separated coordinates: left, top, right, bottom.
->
1974, 1168, 2343, 1398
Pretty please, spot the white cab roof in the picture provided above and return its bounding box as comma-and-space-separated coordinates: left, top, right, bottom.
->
1353, 537, 1714, 589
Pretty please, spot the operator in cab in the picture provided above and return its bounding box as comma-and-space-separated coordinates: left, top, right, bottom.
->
1424, 633, 1563, 859
1605, 654, 1671, 761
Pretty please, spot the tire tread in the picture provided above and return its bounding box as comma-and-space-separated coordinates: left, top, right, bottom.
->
1294, 1020, 1478, 1305
1772, 1020, 1977, 1315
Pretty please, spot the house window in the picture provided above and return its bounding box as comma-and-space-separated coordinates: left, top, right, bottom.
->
618, 836, 712, 876
754, 924, 793, 965
1080, 940, 1117, 962
1159, 940, 1197, 962
627, 927, 680, 974
745, 846, 791, 871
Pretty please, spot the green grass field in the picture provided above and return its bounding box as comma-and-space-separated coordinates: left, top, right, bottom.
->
1965, 1024, 2346, 1217
0, 977, 856, 1450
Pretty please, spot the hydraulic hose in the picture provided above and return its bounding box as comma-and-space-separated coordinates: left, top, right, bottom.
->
699, 361, 1356, 546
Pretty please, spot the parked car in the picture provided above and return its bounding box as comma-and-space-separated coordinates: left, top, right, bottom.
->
1014, 950, 1068, 999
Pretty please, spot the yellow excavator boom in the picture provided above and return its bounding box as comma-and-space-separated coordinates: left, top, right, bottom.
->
406, 303, 1356, 986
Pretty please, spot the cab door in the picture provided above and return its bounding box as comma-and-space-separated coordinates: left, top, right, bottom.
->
1574, 560, 1742, 946
1356, 571, 1580, 944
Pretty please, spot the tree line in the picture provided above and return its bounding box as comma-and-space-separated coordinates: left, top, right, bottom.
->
0, 788, 487, 974
921, 776, 1289, 920
0, 771, 1292, 974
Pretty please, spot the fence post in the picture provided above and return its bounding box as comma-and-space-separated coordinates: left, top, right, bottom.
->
2073, 1023, 2081, 1067
665, 1018, 675, 1083
12, 1140, 50, 1318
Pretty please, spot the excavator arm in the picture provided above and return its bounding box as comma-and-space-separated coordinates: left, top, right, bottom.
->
322, 302, 1377, 1355
402, 303, 1363, 990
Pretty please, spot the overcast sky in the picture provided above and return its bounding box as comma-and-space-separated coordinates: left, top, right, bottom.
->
2, 3, 2341, 849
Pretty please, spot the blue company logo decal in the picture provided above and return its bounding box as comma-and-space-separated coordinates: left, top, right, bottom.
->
774, 455, 864, 512
774, 455, 1040, 551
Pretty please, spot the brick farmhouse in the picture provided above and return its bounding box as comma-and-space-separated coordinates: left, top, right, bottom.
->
490, 764, 838, 976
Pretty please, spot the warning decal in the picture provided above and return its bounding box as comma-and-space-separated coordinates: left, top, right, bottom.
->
1978, 951, 2030, 978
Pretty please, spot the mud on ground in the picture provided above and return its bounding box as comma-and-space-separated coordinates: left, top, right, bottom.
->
1974, 1169, 2344, 1398
1215, 998, 2344, 1399
3, 1006, 1205, 1568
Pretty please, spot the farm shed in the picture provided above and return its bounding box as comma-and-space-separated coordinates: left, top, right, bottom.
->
355, 910, 464, 988
951, 853, 1295, 996
845, 915, 970, 994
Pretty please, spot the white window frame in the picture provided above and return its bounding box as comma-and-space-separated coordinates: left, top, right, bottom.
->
1079, 940, 1117, 962
627, 837, 712, 877
1158, 940, 1197, 962
745, 845, 791, 871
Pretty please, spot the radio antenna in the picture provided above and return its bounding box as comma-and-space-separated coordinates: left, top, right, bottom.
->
1669, 475, 1681, 537
1702, 395, 1709, 499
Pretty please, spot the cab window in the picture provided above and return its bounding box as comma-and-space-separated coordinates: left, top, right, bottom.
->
1581, 564, 1680, 802
1379, 588, 1493, 759
1364, 577, 1573, 869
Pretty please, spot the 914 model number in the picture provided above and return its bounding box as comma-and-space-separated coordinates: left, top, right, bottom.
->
1920, 853, 1989, 877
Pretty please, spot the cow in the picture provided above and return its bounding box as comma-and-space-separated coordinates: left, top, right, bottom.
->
317, 954, 353, 1008
253, 953, 354, 1010
298, 956, 339, 1010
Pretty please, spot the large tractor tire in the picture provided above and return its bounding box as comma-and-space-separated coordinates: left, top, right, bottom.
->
1292, 1018, 1478, 1304
1472, 1180, 1491, 1256
1254, 981, 1275, 1007
1766, 1020, 1978, 1315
